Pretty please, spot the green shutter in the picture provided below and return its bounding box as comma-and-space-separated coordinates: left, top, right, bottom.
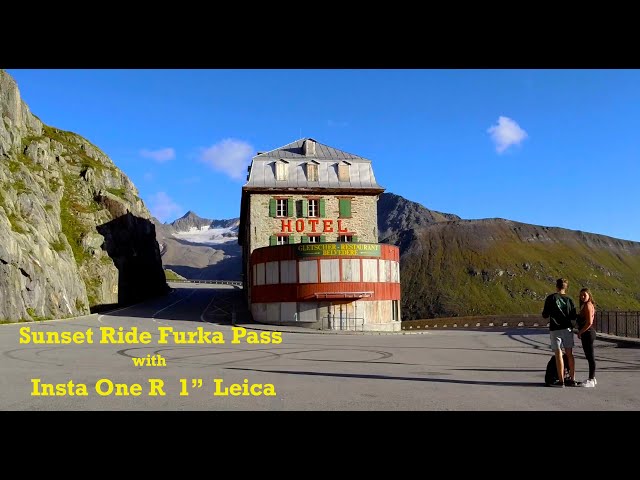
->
301, 236, 309, 243
289, 236, 295, 244
269, 235, 277, 246
269, 199, 276, 217
339, 198, 351, 218
319, 199, 326, 218
352, 235, 359, 242
302, 199, 308, 218
320, 235, 326, 243
287, 198, 294, 217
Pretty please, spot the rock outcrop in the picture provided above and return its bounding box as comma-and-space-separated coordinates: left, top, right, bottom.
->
0, 70, 169, 322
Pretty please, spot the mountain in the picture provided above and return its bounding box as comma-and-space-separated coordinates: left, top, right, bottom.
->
170, 211, 214, 232
377, 194, 640, 319
0, 70, 168, 322
158, 192, 640, 320
154, 212, 241, 280
169, 211, 239, 236
378, 192, 461, 243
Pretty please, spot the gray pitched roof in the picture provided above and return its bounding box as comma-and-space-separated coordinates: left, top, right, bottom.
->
244, 138, 383, 190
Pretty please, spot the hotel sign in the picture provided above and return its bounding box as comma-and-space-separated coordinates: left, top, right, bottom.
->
281, 218, 348, 233
295, 243, 381, 257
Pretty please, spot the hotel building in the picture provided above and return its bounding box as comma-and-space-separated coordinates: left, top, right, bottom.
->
238, 138, 400, 331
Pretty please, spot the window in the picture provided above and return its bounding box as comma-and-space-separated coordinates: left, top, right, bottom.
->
265, 261, 279, 284
280, 260, 296, 283
341, 258, 360, 282
255, 264, 265, 285
338, 198, 351, 218
338, 162, 350, 182
320, 259, 340, 283
276, 160, 288, 181
379, 259, 390, 282
338, 235, 353, 242
269, 198, 293, 218
392, 300, 399, 321
308, 199, 318, 217
299, 259, 318, 283
276, 199, 288, 217
307, 162, 318, 181
301, 235, 325, 243
301, 198, 325, 218
269, 235, 291, 246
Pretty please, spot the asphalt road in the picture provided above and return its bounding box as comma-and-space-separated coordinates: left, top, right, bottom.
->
1, 283, 639, 411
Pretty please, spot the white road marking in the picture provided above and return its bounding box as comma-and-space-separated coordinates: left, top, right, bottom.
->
151, 289, 198, 321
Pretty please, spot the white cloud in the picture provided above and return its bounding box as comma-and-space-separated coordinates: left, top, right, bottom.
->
148, 192, 182, 222
487, 116, 528, 154
140, 148, 176, 163
199, 139, 253, 180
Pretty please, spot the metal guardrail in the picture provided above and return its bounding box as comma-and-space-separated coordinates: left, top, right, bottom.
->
168, 279, 243, 287
401, 312, 640, 341
596, 311, 640, 339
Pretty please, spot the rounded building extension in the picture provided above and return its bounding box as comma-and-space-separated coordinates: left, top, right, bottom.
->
250, 242, 400, 331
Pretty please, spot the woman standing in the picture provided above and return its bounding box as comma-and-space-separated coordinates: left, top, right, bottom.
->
577, 288, 597, 387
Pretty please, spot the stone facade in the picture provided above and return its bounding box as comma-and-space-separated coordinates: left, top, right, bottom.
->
247, 193, 378, 256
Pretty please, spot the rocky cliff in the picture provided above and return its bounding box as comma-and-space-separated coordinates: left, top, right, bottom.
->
0, 70, 169, 322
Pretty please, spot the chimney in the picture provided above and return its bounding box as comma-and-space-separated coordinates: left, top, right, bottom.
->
303, 139, 316, 156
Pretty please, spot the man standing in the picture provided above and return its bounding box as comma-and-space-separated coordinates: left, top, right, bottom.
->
542, 278, 579, 387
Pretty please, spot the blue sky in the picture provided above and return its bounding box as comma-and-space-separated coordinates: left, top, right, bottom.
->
6, 69, 640, 242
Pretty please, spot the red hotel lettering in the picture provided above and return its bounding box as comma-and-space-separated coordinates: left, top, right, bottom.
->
279, 219, 349, 233
281, 219, 292, 232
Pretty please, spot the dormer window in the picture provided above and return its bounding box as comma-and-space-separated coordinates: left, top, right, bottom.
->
338, 161, 350, 182
303, 139, 316, 156
276, 159, 289, 181
306, 161, 319, 182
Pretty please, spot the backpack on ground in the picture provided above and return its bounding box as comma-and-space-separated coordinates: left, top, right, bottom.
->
544, 353, 570, 386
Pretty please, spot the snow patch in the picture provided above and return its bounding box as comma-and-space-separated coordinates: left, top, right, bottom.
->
172, 226, 238, 245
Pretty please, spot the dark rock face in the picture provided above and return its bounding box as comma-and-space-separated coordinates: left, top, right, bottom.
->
377, 192, 460, 244
97, 213, 169, 307
0, 69, 168, 321
171, 211, 213, 232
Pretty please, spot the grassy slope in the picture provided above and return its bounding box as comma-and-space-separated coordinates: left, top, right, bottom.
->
400, 220, 640, 319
